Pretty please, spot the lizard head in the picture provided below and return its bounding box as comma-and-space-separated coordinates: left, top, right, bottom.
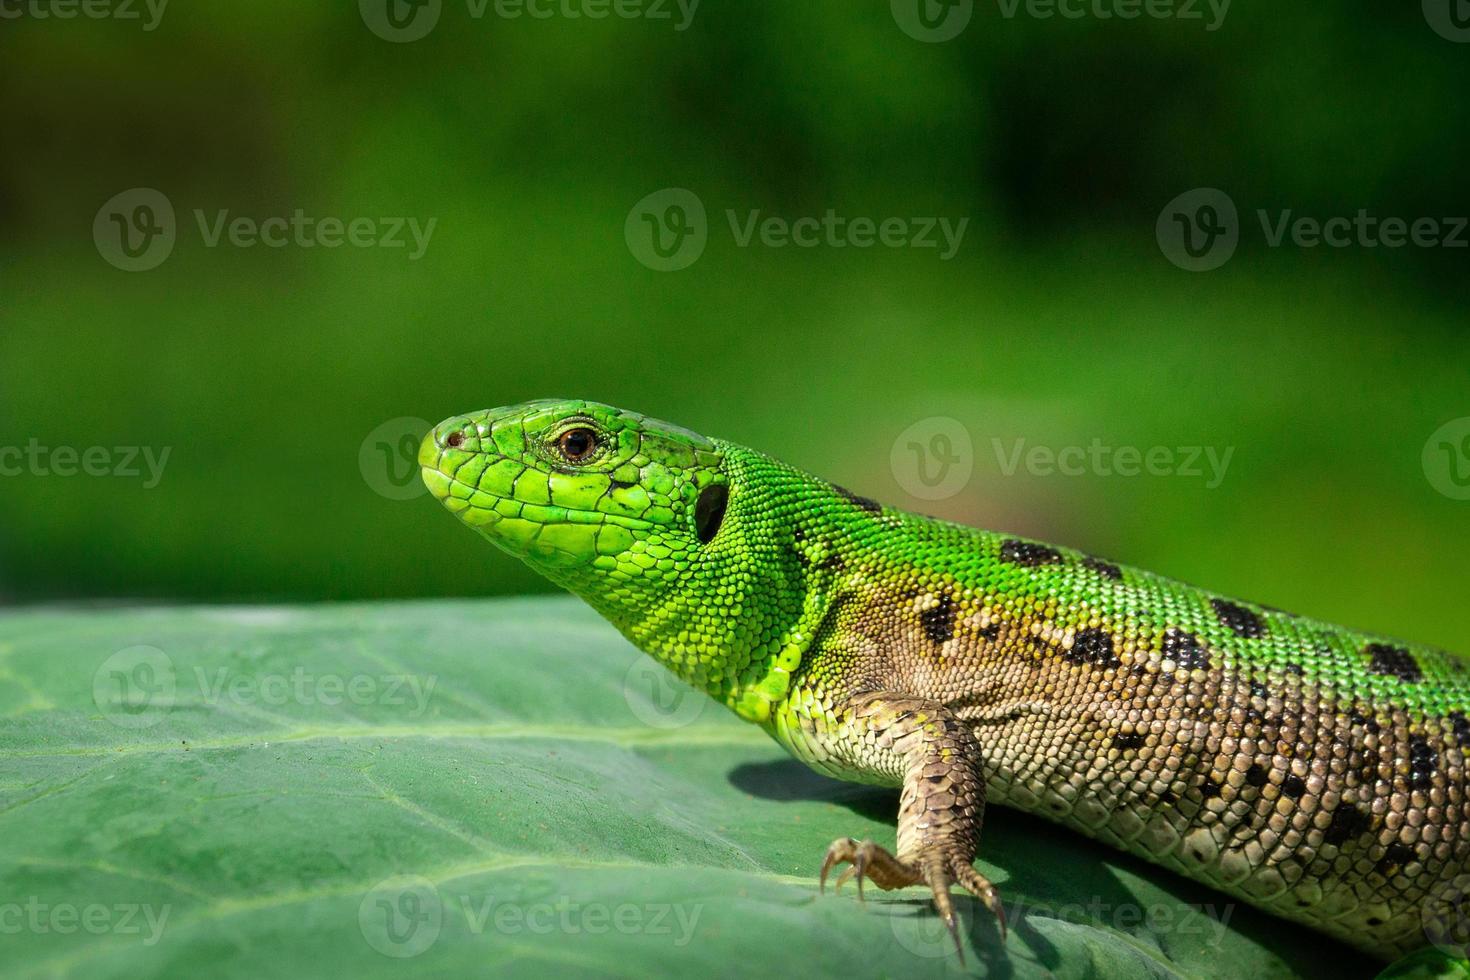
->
420, 399, 852, 704
419, 399, 732, 622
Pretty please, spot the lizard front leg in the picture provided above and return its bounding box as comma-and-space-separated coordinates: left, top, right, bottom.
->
809, 690, 1005, 955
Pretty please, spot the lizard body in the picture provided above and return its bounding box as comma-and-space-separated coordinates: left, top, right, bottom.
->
419, 398, 1470, 961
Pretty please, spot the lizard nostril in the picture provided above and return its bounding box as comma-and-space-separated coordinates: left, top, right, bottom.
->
445, 430, 465, 449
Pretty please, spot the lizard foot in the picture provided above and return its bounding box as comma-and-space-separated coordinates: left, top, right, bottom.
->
819, 836, 1006, 957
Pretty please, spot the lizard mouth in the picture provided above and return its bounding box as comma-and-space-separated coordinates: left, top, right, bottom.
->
420, 461, 658, 532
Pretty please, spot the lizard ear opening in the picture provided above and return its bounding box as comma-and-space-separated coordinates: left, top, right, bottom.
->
694, 483, 728, 545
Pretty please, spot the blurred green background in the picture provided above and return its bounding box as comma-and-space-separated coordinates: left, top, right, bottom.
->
1, 1, 1467, 651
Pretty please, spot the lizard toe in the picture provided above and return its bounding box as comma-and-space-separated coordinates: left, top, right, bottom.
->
819, 837, 923, 895
952, 859, 1006, 940
819, 837, 860, 893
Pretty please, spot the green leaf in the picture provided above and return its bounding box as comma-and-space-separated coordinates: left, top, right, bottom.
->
0, 597, 1363, 978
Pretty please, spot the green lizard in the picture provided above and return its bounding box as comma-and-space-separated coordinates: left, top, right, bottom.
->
419, 398, 1470, 965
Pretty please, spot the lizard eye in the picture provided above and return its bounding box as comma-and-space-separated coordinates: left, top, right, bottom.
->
556, 427, 600, 463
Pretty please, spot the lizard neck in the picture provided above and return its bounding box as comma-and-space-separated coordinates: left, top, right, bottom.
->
604, 443, 844, 720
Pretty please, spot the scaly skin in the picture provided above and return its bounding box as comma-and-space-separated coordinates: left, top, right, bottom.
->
419, 399, 1470, 962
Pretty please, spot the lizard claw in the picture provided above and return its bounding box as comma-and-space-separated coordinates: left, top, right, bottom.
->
820, 837, 921, 892
819, 836, 1006, 960
823, 838, 879, 900
833, 865, 865, 900
954, 860, 1007, 941
819, 837, 859, 894
943, 910, 963, 962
